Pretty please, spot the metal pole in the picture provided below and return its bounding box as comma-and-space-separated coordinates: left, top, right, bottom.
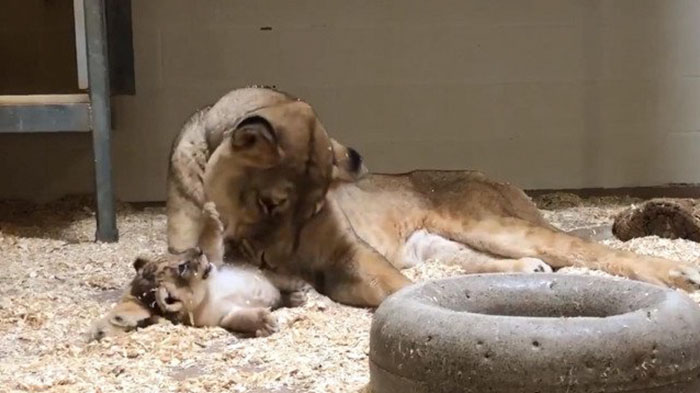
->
73, 0, 88, 89
84, 0, 118, 242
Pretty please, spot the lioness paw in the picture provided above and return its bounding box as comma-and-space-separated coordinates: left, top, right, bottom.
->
202, 202, 224, 232
631, 257, 700, 291
669, 264, 700, 291
515, 257, 553, 273
283, 290, 307, 308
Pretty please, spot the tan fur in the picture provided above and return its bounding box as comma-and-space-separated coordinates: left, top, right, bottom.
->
282, 170, 700, 306
206, 165, 700, 309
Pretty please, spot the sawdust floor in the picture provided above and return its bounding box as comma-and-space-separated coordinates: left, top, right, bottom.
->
1, 194, 700, 393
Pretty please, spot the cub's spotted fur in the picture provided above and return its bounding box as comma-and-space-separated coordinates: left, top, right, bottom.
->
90, 247, 305, 340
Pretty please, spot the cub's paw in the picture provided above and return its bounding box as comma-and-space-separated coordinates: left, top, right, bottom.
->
282, 290, 307, 308
254, 308, 279, 338
515, 258, 553, 274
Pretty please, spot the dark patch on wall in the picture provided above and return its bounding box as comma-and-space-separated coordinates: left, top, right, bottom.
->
106, 0, 135, 95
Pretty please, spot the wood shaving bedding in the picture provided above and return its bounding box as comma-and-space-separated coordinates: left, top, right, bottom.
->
0, 194, 698, 393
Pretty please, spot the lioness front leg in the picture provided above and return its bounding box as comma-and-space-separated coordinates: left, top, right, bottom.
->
167, 194, 202, 254
278, 291, 305, 308
198, 202, 225, 265
428, 215, 700, 290
220, 306, 278, 337
322, 244, 412, 308
262, 269, 308, 307
299, 200, 412, 307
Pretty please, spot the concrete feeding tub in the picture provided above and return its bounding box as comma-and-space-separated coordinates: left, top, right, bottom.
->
369, 274, 700, 393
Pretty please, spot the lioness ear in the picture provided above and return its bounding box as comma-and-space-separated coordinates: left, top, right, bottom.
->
133, 257, 148, 272
227, 115, 284, 168
330, 138, 368, 182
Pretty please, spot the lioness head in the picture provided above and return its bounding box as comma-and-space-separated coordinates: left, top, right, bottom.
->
205, 98, 367, 266
89, 248, 212, 341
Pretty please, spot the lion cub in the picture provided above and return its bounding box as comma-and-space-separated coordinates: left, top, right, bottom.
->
90, 247, 306, 340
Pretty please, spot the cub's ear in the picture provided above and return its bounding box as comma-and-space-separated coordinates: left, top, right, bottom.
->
330, 138, 368, 182
226, 115, 284, 168
133, 257, 148, 272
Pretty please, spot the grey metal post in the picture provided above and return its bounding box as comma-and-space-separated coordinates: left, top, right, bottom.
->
84, 0, 118, 242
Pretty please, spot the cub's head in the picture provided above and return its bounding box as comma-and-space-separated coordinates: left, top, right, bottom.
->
89, 248, 213, 341
129, 248, 212, 316
209, 99, 367, 265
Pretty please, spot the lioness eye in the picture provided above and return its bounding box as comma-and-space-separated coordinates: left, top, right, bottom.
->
257, 197, 287, 215
257, 197, 273, 215
313, 200, 324, 215
304, 197, 325, 219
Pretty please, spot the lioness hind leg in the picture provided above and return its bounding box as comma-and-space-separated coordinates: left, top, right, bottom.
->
427, 215, 700, 291
401, 229, 552, 274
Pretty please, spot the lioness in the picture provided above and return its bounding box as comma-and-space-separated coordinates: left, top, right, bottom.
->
169, 87, 700, 308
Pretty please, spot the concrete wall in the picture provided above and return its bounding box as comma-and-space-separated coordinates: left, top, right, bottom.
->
2, 1, 700, 202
